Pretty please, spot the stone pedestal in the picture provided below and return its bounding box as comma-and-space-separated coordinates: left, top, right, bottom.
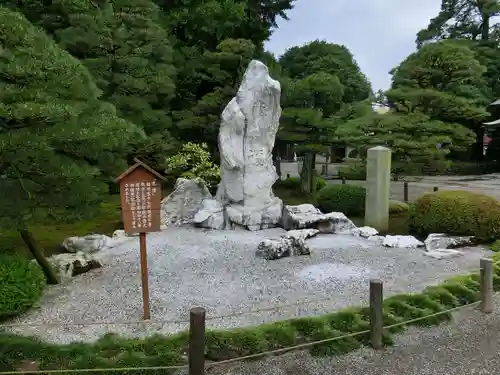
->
365, 146, 391, 232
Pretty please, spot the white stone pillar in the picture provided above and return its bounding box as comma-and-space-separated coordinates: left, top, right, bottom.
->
365, 146, 391, 232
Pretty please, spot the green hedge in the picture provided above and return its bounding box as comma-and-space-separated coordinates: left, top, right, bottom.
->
408, 190, 500, 242
389, 200, 410, 214
317, 184, 366, 216
275, 176, 327, 192
3, 256, 500, 373
0, 255, 46, 321
338, 161, 366, 180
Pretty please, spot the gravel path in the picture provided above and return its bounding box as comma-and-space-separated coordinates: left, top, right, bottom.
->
5, 227, 490, 344
189, 294, 500, 375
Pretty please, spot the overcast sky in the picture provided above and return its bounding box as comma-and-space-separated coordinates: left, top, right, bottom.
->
265, 0, 441, 91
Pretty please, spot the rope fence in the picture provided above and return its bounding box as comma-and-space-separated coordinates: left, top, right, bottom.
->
2, 257, 495, 375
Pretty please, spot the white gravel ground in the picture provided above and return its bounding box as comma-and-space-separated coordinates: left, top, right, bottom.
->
4, 227, 491, 344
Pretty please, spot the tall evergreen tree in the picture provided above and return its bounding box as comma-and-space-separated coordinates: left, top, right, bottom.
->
0, 7, 144, 282
10, 0, 177, 169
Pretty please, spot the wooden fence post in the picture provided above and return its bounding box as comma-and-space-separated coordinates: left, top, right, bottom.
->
370, 279, 383, 349
480, 258, 493, 313
189, 307, 206, 375
433, 186, 439, 192
342, 176, 346, 185
403, 182, 409, 202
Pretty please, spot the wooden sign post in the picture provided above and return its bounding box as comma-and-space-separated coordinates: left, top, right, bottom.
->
115, 158, 165, 320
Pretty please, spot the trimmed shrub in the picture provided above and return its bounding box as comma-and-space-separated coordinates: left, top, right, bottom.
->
338, 161, 366, 180
389, 200, 409, 214
408, 190, 500, 242
0, 255, 46, 320
275, 176, 327, 192
317, 184, 366, 216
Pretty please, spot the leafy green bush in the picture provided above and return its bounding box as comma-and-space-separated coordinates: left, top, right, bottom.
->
317, 184, 366, 216
0, 255, 46, 321
408, 190, 500, 242
389, 200, 409, 214
165, 142, 220, 186
490, 240, 500, 252
338, 161, 366, 180
275, 176, 326, 192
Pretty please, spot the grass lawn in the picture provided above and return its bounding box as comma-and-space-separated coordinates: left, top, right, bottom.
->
0, 195, 123, 258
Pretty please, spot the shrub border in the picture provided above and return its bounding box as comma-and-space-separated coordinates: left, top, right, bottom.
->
1, 254, 499, 373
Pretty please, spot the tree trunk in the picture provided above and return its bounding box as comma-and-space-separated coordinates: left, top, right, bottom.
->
19, 228, 59, 285
300, 152, 316, 194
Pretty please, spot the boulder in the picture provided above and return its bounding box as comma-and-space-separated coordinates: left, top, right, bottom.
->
160, 178, 212, 228
284, 229, 319, 241
382, 235, 424, 248
256, 237, 310, 260
62, 234, 111, 254
424, 233, 475, 251
281, 204, 356, 233
193, 199, 225, 230
350, 226, 378, 238
48, 252, 102, 281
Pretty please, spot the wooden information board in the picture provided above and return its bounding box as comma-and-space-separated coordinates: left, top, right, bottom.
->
115, 158, 165, 320
115, 158, 164, 234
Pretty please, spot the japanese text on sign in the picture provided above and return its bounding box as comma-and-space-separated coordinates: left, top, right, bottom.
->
123, 180, 159, 230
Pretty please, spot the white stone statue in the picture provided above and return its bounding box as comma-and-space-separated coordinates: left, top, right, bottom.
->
194, 60, 283, 230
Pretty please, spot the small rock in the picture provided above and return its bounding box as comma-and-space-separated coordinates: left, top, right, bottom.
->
350, 226, 379, 238
424, 233, 475, 251
193, 199, 225, 230
62, 234, 111, 254
383, 235, 424, 248
423, 249, 463, 260
48, 252, 102, 281
256, 237, 310, 260
281, 204, 356, 233
283, 229, 319, 241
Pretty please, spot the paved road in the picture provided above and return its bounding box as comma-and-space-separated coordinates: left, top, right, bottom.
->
280, 161, 500, 202
180, 294, 500, 375
327, 174, 500, 202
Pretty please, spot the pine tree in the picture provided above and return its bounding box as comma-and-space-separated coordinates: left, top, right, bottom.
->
11, 0, 177, 169
0, 7, 143, 282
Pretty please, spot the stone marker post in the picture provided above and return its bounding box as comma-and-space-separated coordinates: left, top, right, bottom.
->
365, 146, 391, 232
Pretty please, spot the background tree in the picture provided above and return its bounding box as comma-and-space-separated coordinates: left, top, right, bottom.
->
0, 7, 144, 283
278, 40, 373, 191
416, 0, 500, 46
9, 0, 177, 170
279, 73, 344, 193
386, 40, 489, 159
156, 0, 295, 51
336, 112, 475, 174
171, 39, 257, 149
279, 40, 372, 103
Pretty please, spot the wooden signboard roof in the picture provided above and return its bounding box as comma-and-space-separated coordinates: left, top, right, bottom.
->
115, 158, 166, 183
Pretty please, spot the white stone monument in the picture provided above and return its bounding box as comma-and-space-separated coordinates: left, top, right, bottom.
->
193, 60, 283, 230
365, 146, 391, 231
